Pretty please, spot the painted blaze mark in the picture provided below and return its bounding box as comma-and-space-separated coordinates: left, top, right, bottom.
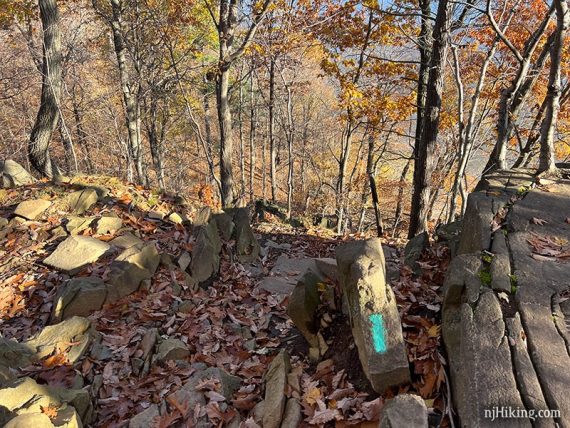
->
369, 313, 387, 354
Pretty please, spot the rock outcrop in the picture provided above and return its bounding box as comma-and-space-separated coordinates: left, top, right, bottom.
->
336, 238, 410, 393
443, 169, 570, 427
1, 160, 35, 188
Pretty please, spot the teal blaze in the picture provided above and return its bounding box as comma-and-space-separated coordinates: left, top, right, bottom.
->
369, 313, 387, 353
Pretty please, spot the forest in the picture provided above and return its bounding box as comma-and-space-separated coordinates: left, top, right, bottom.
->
1, 0, 569, 238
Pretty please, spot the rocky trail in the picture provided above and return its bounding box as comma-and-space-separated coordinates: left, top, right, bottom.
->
0, 162, 453, 427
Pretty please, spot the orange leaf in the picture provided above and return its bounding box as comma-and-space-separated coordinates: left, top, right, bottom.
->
41, 404, 59, 419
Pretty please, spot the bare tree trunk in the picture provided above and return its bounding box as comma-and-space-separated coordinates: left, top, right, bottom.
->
28, 0, 62, 178
249, 66, 256, 203
394, 158, 411, 232
217, 64, 235, 206
408, 0, 452, 238
483, 3, 554, 172
538, 0, 569, 174
104, 0, 144, 183
238, 75, 246, 197
72, 91, 94, 174
58, 119, 78, 174
268, 57, 277, 202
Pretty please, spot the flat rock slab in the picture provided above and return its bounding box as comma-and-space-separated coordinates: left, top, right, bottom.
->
52, 277, 108, 321
44, 236, 110, 273
14, 199, 51, 220
443, 174, 570, 428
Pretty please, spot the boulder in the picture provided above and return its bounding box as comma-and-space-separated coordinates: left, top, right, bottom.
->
0, 337, 35, 368
94, 215, 122, 235
213, 212, 235, 240
25, 317, 91, 363
0, 377, 91, 426
404, 232, 428, 274
44, 236, 110, 274
52, 277, 108, 322
190, 221, 221, 284
0, 160, 34, 188
287, 272, 321, 354
14, 199, 52, 220
106, 243, 160, 302
336, 239, 410, 393
262, 350, 291, 428
379, 394, 428, 428
154, 338, 189, 362
66, 189, 98, 215
229, 208, 260, 263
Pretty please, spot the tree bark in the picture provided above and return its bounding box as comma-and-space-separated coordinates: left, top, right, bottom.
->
28, 0, 62, 178
408, 0, 452, 238
249, 65, 257, 203
538, 0, 569, 174
269, 56, 277, 202
105, 0, 144, 184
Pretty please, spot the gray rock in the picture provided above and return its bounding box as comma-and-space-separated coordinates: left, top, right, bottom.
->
0, 377, 91, 426
168, 366, 241, 418
26, 317, 91, 363
280, 398, 302, 428
190, 221, 221, 284
287, 272, 321, 355
314, 258, 338, 281
1, 160, 35, 188
259, 277, 296, 296
140, 328, 158, 361
193, 207, 212, 226
106, 243, 160, 302
505, 314, 549, 421
52, 277, 108, 321
155, 338, 189, 362
404, 231, 428, 274
147, 211, 164, 220
379, 394, 428, 428
64, 216, 94, 235
213, 212, 235, 241
128, 404, 160, 428
490, 253, 511, 292
14, 199, 52, 220
176, 251, 191, 272
336, 238, 410, 393
44, 236, 110, 274
0, 337, 35, 368
95, 215, 122, 235
66, 189, 98, 214
228, 208, 260, 263
110, 232, 143, 249
263, 350, 291, 428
